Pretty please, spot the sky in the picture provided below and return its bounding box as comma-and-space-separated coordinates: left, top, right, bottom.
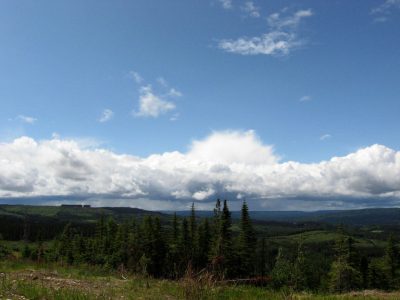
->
0, 0, 399, 210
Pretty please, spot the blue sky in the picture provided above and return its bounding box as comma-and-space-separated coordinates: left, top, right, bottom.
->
0, 0, 399, 210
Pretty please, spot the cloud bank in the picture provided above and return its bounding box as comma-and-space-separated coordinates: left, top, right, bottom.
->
1, 130, 400, 209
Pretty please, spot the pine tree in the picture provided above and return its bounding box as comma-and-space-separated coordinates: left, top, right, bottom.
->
258, 237, 268, 277
209, 199, 234, 277
360, 256, 369, 289
172, 212, 179, 244
189, 203, 199, 265
179, 218, 190, 269
385, 234, 398, 287
329, 227, 361, 293
293, 236, 307, 291
271, 247, 292, 288
198, 218, 211, 267
237, 201, 257, 276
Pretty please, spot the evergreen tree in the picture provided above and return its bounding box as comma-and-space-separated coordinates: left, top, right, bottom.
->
271, 247, 292, 288
384, 234, 398, 287
237, 201, 257, 277
329, 228, 361, 293
257, 237, 268, 277
293, 236, 307, 291
179, 218, 190, 269
360, 256, 369, 289
172, 212, 179, 244
198, 218, 211, 267
189, 203, 199, 265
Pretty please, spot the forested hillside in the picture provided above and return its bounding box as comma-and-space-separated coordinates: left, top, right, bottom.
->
1, 200, 400, 294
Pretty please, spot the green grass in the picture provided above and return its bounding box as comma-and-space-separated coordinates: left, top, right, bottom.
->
1, 262, 400, 299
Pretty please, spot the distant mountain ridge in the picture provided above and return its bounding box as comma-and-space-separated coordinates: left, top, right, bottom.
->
167, 208, 400, 226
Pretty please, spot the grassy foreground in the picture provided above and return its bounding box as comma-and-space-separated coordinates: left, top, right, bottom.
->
0, 262, 399, 300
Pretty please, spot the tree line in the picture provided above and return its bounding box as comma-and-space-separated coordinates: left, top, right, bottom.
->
1, 199, 400, 292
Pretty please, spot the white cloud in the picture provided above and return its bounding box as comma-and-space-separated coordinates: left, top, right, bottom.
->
371, 0, 400, 22
219, 9, 313, 56
320, 134, 332, 141
267, 9, 313, 29
98, 109, 114, 123
219, 0, 233, 9
17, 115, 37, 124
168, 88, 183, 98
1, 131, 400, 209
188, 130, 278, 165
219, 31, 299, 56
243, 1, 260, 18
134, 85, 176, 118
129, 71, 143, 84
299, 95, 312, 102
132, 73, 181, 118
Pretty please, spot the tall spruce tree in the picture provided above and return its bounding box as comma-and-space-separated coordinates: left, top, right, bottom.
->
189, 203, 199, 265
385, 234, 398, 287
237, 201, 257, 277
198, 218, 211, 267
293, 236, 307, 291
329, 228, 361, 293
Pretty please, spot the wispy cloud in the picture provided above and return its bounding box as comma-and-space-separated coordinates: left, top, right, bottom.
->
299, 95, 312, 102
157, 77, 168, 87
371, 0, 400, 22
243, 1, 260, 18
218, 9, 313, 56
128, 71, 143, 84
98, 109, 114, 123
169, 113, 180, 122
320, 134, 332, 141
219, 0, 233, 10
17, 115, 37, 124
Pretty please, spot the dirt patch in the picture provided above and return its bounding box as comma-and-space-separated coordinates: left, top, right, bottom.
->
4, 270, 127, 297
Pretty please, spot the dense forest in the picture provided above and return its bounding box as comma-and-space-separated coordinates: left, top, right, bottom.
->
0, 200, 399, 293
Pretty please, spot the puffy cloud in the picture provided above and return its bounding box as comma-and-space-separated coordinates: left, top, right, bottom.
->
219, 9, 313, 56
134, 85, 176, 118
188, 130, 278, 165
132, 74, 181, 119
0, 131, 400, 209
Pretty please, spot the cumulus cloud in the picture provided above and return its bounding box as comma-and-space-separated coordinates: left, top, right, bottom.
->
134, 85, 176, 118
219, 9, 313, 56
131, 73, 181, 118
0, 131, 400, 209
98, 109, 114, 123
17, 115, 37, 124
